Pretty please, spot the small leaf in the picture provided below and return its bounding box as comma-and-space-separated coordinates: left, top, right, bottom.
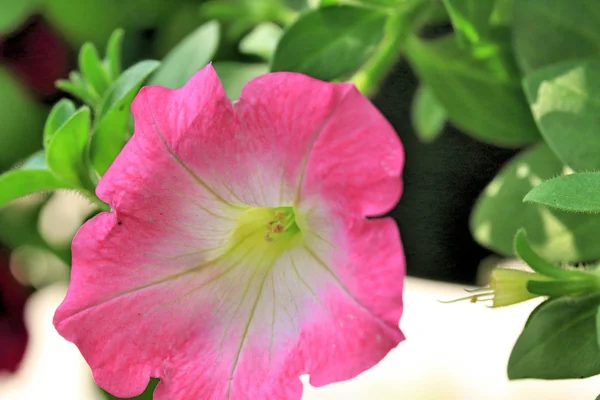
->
150, 21, 220, 89
213, 62, 269, 100
271, 6, 387, 80
442, 0, 494, 46
43, 99, 76, 149
513, 0, 600, 72
411, 84, 447, 143
92, 60, 161, 176
524, 172, 600, 213
471, 143, 600, 262
56, 80, 98, 106
239, 22, 283, 60
508, 293, 600, 380
524, 59, 600, 171
0, 152, 72, 209
79, 42, 111, 97
105, 29, 125, 81
513, 229, 582, 280
46, 107, 91, 187
406, 34, 539, 146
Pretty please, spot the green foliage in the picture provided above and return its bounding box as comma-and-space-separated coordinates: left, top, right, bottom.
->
524, 59, 600, 171
508, 293, 600, 380
271, 6, 387, 80
46, 107, 92, 187
411, 84, 446, 143
92, 60, 160, 175
43, 100, 77, 149
0, 152, 73, 209
441, 0, 494, 46
524, 173, 600, 214
57, 29, 126, 108
150, 21, 220, 89
513, 0, 600, 73
470, 143, 600, 262
513, 229, 581, 280
405, 34, 539, 146
239, 22, 283, 60
213, 62, 270, 100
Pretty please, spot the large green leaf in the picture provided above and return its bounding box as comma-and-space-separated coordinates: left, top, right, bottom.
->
92, 60, 161, 176
470, 143, 600, 262
523, 59, 600, 171
213, 62, 270, 100
271, 6, 387, 80
0, 152, 72, 209
46, 107, 92, 187
150, 21, 220, 89
411, 84, 447, 143
508, 294, 600, 379
513, 0, 600, 73
405, 34, 539, 146
525, 173, 600, 214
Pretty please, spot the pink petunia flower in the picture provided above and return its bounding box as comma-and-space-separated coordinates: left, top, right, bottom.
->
54, 65, 405, 399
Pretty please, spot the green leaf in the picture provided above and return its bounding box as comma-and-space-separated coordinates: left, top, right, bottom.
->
405, 34, 539, 146
92, 60, 161, 176
441, 0, 494, 46
523, 59, 600, 171
411, 84, 447, 143
213, 62, 270, 100
239, 22, 283, 60
0, 0, 40, 34
79, 43, 111, 97
513, 0, 600, 73
524, 172, 600, 214
508, 293, 600, 380
0, 152, 72, 209
513, 229, 581, 280
56, 79, 99, 106
46, 107, 91, 187
43, 99, 76, 149
105, 29, 125, 81
150, 21, 220, 89
470, 143, 600, 262
271, 6, 387, 81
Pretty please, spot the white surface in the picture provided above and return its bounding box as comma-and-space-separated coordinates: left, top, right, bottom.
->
1, 278, 599, 400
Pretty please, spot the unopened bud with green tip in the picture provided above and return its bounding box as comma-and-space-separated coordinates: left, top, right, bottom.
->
440, 268, 551, 307
441, 229, 600, 307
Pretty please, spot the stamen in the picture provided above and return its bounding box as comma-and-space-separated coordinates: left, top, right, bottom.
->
438, 291, 494, 304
